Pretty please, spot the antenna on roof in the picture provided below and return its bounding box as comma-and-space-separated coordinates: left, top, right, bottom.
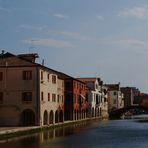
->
42, 59, 45, 66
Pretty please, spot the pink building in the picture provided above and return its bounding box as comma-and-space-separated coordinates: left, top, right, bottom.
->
0, 52, 64, 126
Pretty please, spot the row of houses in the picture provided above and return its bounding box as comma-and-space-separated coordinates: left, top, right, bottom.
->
0, 52, 110, 126
1, 51, 143, 126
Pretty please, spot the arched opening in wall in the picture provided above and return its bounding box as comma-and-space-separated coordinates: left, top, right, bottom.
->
21, 109, 35, 126
95, 108, 97, 117
96, 108, 99, 117
49, 110, 54, 124
43, 110, 48, 125
79, 110, 82, 120
86, 109, 89, 118
100, 108, 102, 117
98, 108, 100, 117
77, 110, 79, 120
92, 108, 94, 117
59, 110, 63, 122
74, 110, 76, 120
81, 110, 84, 119
83, 110, 86, 119
55, 110, 58, 123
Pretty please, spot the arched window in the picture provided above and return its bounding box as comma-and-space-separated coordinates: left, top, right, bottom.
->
59, 110, 63, 122
43, 110, 48, 125
49, 110, 54, 124
55, 110, 58, 123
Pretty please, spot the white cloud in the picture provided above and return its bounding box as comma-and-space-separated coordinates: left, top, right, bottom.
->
118, 39, 148, 49
47, 30, 92, 41
18, 24, 47, 31
119, 6, 148, 19
23, 38, 73, 48
96, 15, 104, 20
97, 38, 148, 54
51, 13, 69, 19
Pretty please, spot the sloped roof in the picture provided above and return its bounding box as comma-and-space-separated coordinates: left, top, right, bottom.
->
0, 52, 37, 67
0, 52, 85, 84
105, 84, 120, 91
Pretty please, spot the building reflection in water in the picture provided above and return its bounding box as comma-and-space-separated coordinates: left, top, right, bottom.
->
39, 121, 90, 143
0, 121, 94, 148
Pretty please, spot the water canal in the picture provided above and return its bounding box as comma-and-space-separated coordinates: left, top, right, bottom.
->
0, 116, 148, 148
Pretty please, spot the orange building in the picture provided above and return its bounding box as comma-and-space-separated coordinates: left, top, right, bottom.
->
139, 93, 148, 107
60, 74, 88, 121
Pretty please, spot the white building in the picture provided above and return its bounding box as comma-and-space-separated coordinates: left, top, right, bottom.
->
78, 78, 108, 119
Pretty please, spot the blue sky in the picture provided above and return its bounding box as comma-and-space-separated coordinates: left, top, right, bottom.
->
1, 0, 148, 92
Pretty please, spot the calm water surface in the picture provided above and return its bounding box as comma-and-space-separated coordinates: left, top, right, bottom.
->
0, 116, 148, 148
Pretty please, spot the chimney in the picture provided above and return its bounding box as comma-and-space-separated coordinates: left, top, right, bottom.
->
17, 53, 39, 63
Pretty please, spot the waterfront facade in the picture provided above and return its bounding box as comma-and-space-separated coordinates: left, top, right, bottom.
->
140, 93, 148, 107
39, 69, 65, 126
135, 93, 148, 107
0, 52, 90, 126
78, 78, 108, 119
121, 87, 140, 107
0, 52, 65, 126
105, 83, 124, 112
63, 76, 88, 121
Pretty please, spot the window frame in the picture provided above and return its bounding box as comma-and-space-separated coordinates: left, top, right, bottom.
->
23, 71, 32, 80
22, 92, 32, 103
52, 93, 56, 102
0, 92, 3, 104
48, 93, 50, 101
52, 75, 56, 84
0, 72, 3, 81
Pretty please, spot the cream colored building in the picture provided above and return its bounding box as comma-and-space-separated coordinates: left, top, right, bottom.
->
0, 52, 64, 126
105, 83, 124, 112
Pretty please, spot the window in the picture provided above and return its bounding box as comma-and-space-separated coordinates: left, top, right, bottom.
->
23, 71, 32, 80
0, 92, 3, 104
65, 82, 71, 89
77, 83, 79, 89
48, 93, 50, 101
73, 82, 76, 88
62, 95, 64, 102
52, 94, 56, 102
86, 93, 88, 101
52, 75, 56, 84
41, 71, 43, 80
0, 72, 3, 81
96, 95, 99, 104
57, 95, 60, 102
104, 97, 107, 102
73, 94, 76, 103
114, 92, 117, 96
47, 74, 50, 81
62, 81, 64, 88
22, 92, 32, 103
41, 92, 44, 101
